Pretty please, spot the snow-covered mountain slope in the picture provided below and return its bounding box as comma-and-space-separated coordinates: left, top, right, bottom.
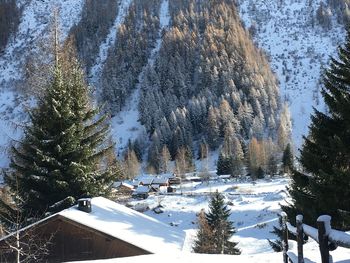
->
111, 0, 170, 155
0, 0, 83, 85
0, 0, 84, 169
238, 0, 345, 148
88, 0, 132, 89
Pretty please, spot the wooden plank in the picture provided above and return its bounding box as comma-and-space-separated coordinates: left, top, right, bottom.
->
281, 212, 289, 263
317, 216, 331, 263
296, 215, 304, 263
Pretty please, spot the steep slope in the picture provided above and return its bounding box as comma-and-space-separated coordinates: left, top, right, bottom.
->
0, 0, 84, 169
87, 0, 133, 88
0, 0, 83, 86
110, 0, 170, 155
238, 0, 346, 147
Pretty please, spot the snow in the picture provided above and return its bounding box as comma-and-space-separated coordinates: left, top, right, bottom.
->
329, 230, 350, 249
123, 177, 350, 262
302, 224, 319, 243
88, 0, 133, 88
0, 90, 29, 169
65, 177, 350, 263
238, 0, 346, 148
59, 197, 185, 254
318, 214, 332, 235
111, 0, 170, 155
0, 0, 84, 85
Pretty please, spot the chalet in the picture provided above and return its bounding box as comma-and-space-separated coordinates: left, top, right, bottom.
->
139, 178, 154, 186
112, 182, 134, 196
0, 197, 185, 262
132, 185, 158, 199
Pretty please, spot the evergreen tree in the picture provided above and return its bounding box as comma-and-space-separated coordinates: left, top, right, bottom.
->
198, 190, 240, 254
217, 152, 230, 175
282, 27, 350, 230
3, 42, 120, 216
282, 143, 293, 174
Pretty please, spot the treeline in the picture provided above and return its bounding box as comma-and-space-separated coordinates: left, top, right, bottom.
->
136, 0, 285, 174
101, 0, 161, 112
69, 0, 119, 72
0, 0, 20, 52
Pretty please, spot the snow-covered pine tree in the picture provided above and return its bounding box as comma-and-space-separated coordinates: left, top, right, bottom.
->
4, 40, 120, 217
282, 26, 350, 230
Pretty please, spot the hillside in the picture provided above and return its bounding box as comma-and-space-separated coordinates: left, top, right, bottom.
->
0, 0, 289, 176
237, 0, 346, 147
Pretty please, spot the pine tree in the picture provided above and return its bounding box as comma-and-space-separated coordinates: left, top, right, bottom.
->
195, 190, 240, 254
282, 27, 350, 230
217, 151, 235, 176
3, 41, 120, 216
282, 143, 293, 174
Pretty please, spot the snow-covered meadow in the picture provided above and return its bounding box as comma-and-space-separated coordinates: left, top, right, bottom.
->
95, 176, 350, 262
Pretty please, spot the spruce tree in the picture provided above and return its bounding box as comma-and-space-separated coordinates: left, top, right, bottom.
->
282, 143, 293, 174
282, 27, 350, 230
197, 190, 240, 254
3, 42, 120, 216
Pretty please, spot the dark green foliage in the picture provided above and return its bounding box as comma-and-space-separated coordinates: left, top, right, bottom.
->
0, 0, 20, 52
193, 191, 240, 254
257, 166, 265, 179
217, 152, 232, 175
3, 46, 120, 217
282, 143, 293, 174
282, 27, 350, 230
267, 155, 278, 176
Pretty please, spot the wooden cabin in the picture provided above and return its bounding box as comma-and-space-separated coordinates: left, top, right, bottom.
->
152, 177, 170, 187
112, 182, 134, 196
0, 197, 185, 262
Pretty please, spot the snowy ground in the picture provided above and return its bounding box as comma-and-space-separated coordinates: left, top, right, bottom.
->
129, 177, 289, 255
0, 0, 83, 85
238, 0, 345, 148
87, 176, 350, 262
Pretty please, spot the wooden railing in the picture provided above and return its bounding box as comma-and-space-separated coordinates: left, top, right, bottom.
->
281, 212, 350, 263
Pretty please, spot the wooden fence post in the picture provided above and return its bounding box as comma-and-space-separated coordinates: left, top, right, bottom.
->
281, 212, 289, 263
296, 215, 304, 263
317, 215, 331, 263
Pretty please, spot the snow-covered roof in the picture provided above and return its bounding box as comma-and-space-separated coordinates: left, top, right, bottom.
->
113, 182, 134, 189
0, 197, 185, 254
152, 177, 169, 184
134, 185, 151, 194
58, 197, 184, 253
140, 178, 154, 185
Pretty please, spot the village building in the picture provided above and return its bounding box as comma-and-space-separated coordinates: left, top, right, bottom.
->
152, 177, 170, 187
0, 197, 185, 262
132, 185, 158, 199
112, 182, 134, 196
139, 178, 154, 187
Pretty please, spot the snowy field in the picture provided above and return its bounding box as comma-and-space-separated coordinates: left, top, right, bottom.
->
84, 176, 350, 262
